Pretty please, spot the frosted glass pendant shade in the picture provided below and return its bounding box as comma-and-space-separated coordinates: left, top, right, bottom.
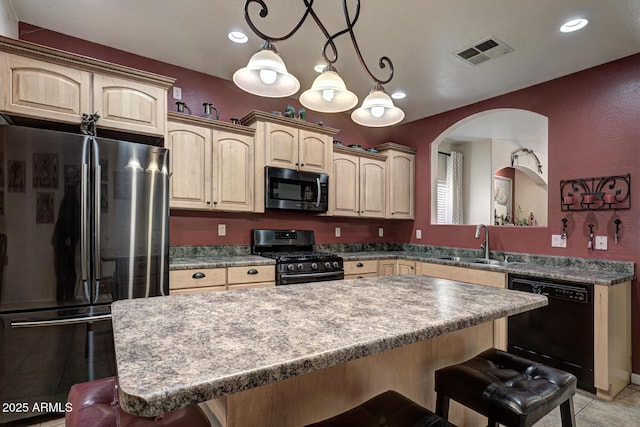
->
351, 85, 405, 127
300, 66, 358, 113
233, 42, 300, 98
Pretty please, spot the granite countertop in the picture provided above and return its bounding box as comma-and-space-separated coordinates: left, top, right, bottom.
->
112, 275, 547, 416
337, 251, 634, 285
170, 254, 274, 270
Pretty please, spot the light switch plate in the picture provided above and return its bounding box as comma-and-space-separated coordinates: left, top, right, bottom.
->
595, 236, 607, 250
335, 227, 341, 237
551, 234, 567, 248
218, 223, 226, 236
172, 86, 182, 99
416, 229, 422, 239
378, 227, 384, 237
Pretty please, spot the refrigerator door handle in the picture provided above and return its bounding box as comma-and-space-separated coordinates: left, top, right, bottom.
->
10, 314, 112, 328
92, 137, 102, 303
81, 136, 91, 302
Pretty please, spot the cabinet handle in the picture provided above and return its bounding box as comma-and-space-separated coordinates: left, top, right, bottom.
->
213, 201, 218, 205
206, 201, 211, 205
300, 163, 305, 167
192, 272, 206, 279
247, 269, 258, 275
356, 262, 364, 268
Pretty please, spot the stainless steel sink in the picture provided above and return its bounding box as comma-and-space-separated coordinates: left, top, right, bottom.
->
438, 256, 514, 266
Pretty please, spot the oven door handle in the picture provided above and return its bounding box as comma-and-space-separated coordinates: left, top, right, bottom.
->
281, 271, 343, 280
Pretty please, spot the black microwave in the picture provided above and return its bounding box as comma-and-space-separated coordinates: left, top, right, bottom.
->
265, 166, 329, 212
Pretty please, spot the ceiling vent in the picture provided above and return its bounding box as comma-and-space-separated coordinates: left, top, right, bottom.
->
454, 36, 513, 65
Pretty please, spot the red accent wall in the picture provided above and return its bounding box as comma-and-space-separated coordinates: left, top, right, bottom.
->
19, 23, 640, 373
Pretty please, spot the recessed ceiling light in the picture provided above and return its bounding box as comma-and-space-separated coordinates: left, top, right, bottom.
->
391, 91, 406, 100
314, 64, 326, 73
228, 31, 248, 44
560, 18, 589, 33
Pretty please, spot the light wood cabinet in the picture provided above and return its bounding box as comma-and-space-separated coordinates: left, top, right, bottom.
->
417, 261, 507, 350
377, 259, 416, 276
397, 259, 416, 275
374, 143, 416, 219
330, 147, 386, 218
167, 113, 256, 212
227, 265, 275, 290
344, 260, 378, 279
0, 37, 174, 136
169, 268, 226, 295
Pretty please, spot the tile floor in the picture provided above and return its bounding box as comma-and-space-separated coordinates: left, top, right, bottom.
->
22, 384, 640, 427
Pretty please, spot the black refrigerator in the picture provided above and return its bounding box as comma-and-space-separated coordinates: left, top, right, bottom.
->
0, 125, 169, 424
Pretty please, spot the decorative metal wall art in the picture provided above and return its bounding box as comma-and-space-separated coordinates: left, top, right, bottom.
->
560, 173, 630, 211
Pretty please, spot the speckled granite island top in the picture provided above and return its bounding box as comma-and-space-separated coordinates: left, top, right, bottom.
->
112, 275, 547, 417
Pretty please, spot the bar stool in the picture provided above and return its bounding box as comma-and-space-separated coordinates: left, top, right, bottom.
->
305, 390, 456, 427
66, 376, 211, 427
434, 348, 576, 427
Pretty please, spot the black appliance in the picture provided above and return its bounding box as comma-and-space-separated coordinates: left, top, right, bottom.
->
265, 166, 329, 212
252, 229, 343, 285
0, 125, 169, 424
507, 274, 595, 393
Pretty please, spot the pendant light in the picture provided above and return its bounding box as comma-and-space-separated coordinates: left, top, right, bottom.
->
299, 64, 358, 113
235, 1, 404, 126
232, 40, 300, 98
351, 84, 405, 127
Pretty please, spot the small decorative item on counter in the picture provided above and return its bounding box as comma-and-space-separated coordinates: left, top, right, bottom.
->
365, 147, 379, 153
284, 104, 296, 118
348, 144, 363, 150
176, 101, 191, 114
298, 108, 306, 120
528, 212, 535, 226
202, 103, 220, 120
333, 140, 342, 146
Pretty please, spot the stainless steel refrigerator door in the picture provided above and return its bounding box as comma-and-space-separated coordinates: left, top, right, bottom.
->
93, 137, 169, 303
0, 126, 92, 313
0, 308, 115, 424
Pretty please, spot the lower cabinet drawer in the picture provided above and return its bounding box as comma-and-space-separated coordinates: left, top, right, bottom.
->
344, 260, 378, 275
170, 286, 226, 295
227, 282, 275, 291
227, 265, 275, 285
170, 268, 226, 290
345, 272, 378, 280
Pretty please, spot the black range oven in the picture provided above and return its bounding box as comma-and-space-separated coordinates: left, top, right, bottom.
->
252, 229, 343, 285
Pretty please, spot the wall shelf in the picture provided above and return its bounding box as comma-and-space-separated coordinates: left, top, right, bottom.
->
560, 174, 630, 211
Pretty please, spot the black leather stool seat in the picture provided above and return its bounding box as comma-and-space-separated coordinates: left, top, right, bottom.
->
305, 390, 456, 427
435, 348, 577, 427
65, 376, 211, 427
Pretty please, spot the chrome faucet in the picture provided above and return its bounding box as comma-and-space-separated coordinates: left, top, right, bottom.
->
474, 224, 490, 260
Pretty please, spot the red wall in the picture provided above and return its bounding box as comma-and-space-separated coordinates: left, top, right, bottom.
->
19, 23, 640, 373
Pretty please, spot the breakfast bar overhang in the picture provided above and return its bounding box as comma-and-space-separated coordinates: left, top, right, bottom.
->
111, 275, 547, 426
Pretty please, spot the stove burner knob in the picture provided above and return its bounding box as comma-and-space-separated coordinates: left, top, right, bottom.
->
297, 263, 304, 271
311, 262, 318, 270
287, 264, 295, 272
332, 261, 340, 268
324, 262, 331, 269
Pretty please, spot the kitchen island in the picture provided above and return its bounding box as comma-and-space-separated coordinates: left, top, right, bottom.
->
112, 275, 547, 426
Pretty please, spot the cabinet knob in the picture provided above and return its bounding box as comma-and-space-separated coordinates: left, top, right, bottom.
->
356, 262, 364, 268
300, 163, 305, 167
206, 201, 211, 205
192, 272, 206, 279
213, 201, 218, 205
247, 269, 258, 275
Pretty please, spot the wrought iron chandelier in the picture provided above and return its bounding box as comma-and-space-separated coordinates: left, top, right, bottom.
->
233, 0, 405, 127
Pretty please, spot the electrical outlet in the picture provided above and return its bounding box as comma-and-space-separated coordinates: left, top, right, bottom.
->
595, 236, 608, 250
551, 234, 567, 248
172, 86, 182, 100
335, 227, 341, 237
378, 227, 384, 237
416, 229, 422, 239
218, 223, 226, 236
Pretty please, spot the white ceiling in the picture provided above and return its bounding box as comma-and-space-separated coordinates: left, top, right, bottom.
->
8, 0, 640, 124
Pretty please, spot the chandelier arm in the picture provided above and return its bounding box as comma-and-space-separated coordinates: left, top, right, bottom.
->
244, 0, 313, 42
303, 0, 340, 65
343, 0, 394, 85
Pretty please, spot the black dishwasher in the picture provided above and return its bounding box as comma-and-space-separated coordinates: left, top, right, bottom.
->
508, 274, 595, 393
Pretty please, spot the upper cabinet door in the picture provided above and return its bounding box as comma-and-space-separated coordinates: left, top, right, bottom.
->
167, 122, 212, 210
359, 157, 386, 218
212, 131, 254, 212
388, 152, 415, 219
299, 129, 331, 174
330, 152, 360, 217
0, 53, 91, 123
93, 73, 167, 136
265, 122, 298, 169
